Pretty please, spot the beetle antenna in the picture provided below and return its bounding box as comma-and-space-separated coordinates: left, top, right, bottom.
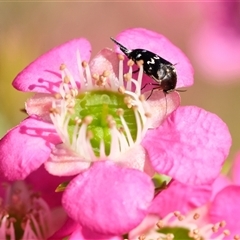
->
110, 37, 132, 57
164, 92, 168, 118
176, 89, 187, 93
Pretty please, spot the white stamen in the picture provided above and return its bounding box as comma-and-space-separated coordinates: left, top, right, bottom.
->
99, 140, 106, 158
22, 219, 38, 239
75, 119, 91, 158
137, 64, 144, 88
35, 197, 52, 234
118, 55, 124, 86
126, 75, 132, 91
133, 108, 143, 143
30, 215, 43, 239
130, 78, 141, 96
58, 82, 66, 98
77, 50, 87, 89
83, 61, 93, 89
85, 132, 97, 160
63, 81, 70, 94
118, 131, 130, 152
108, 126, 121, 159
124, 89, 147, 126
118, 114, 134, 146
9, 221, 15, 240
72, 119, 81, 150
0, 215, 8, 238
63, 67, 78, 90
62, 115, 71, 145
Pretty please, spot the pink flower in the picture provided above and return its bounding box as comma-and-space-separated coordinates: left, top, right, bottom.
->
209, 185, 240, 239
0, 166, 68, 239
189, 2, 240, 82
127, 155, 240, 239
0, 29, 182, 180
0, 28, 232, 235
0, 28, 230, 184
208, 152, 240, 238
125, 181, 240, 239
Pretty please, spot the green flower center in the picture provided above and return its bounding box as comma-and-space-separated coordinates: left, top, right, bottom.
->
68, 89, 137, 156
158, 227, 195, 240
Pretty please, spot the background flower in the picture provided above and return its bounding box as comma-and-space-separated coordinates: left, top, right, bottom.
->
208, 152, 240, 239
189, 2, 240, 82
0, 165, 70, 239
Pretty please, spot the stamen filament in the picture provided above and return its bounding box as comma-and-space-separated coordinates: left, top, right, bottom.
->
126, 60, 133, 91
119, 131, 130, 152
63, 67, 78, 90
99, 140, 106, 159
83, 61, 93, 89
22, 219, 38, 240
0, 215, 8, 238
130, 78, 141, 96
62, 115, 71, 145
118, 54, 124, 86
75, 119, 90, 159
109, 126, 121, 159
30, 215, 43, 239
9, 221, 15, 240
133, 108, 143, 143
118, 114, 134, 146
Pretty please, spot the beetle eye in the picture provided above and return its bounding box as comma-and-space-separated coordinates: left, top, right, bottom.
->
162, 69, 177, 92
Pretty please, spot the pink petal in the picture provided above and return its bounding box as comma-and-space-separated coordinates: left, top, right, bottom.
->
48, 217, 78, 240
129, 214, 159, 239
26, 93, 55, 121
232, 152, 240, 185
114, 28, 194, 89
0, 116, 61, 180
211, 175, 231, 200
62, 161, 154, 235
116, 144, 155, 176
149, 180, 211, 217
209, 185, 240, 236
45, 144, 91, 176
146, 90, 181, 128
50, 207, 68, 238
89, 48, 119, 79
13, 38, 91, 93
70, 226, 122, 240
142, 106, 232, 185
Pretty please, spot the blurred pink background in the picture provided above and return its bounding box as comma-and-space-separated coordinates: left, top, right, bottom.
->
0, 2, 239, 171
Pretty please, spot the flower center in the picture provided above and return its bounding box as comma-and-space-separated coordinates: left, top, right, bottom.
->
50, 51, 150, 161
0, 181, 52, 240
157, 227, 192, 240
